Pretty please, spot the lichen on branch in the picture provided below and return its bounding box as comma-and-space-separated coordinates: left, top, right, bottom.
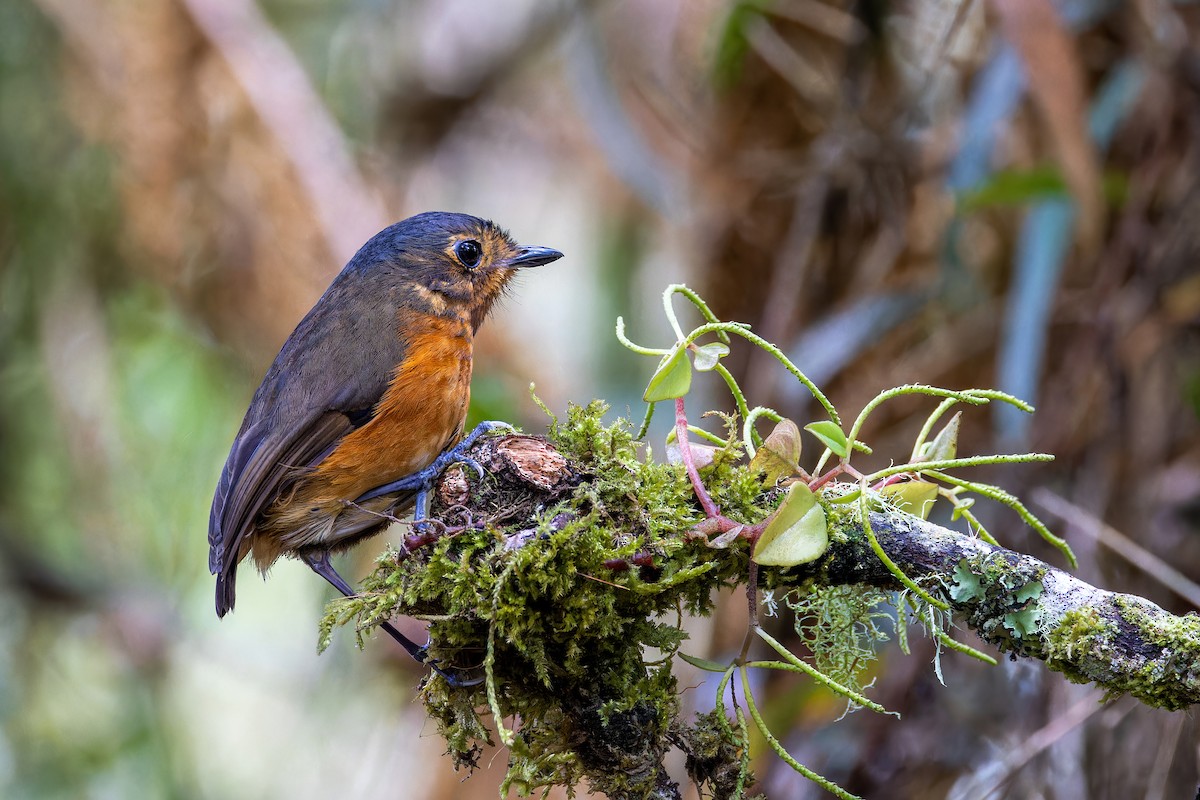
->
817, 506, 1200, 712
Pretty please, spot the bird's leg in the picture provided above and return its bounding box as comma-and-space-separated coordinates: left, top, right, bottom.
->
301, 550, 427, 660
354, 421, 515, 512
301, 550, 481, 687
336, 422, 514, 687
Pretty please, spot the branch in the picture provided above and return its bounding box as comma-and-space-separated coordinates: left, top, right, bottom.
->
328, 424, 1198, 798
814, 503, 1200, 711
433, 433, 1200, 712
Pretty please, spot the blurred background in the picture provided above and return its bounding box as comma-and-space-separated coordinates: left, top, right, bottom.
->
1, 0, 1198, 797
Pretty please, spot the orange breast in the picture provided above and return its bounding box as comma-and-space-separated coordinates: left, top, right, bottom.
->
313, 316, 472, 502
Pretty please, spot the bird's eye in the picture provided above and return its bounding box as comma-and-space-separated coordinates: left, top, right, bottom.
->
455, 239, 483, 268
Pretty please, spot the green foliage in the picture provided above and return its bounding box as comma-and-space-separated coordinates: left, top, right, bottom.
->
878, 480, 939, 519
712, 0, 773, 89
752, 482, 828, 567
643, 345, 692, 401
623, 287, 1071, 568
917, 411, 961, 463
957, 166, 1129, 211
693, 341, 730, 371
805, 420, 849, 458
748, 418, 802, 484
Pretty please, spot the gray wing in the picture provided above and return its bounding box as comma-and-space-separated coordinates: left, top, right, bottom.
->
208, 272, 408, 616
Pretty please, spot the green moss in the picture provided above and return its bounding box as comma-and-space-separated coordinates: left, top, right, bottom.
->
1031, 596, 1200, 711
807, 498, 881, 582
1042, 607, 1114, 686
323, 401, 774, 797
1106, 596, 1200, 711
316, 397, 1198, 793
677, 709, 761, 800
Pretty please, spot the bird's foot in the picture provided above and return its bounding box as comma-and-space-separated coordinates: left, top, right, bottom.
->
301, 549, 481, 687
354, 421, 515, 507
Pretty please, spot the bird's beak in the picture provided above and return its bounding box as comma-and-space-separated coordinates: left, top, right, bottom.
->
508, 246, 564, 269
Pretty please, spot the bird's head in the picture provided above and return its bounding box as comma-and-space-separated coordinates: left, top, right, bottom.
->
353, 212, 562, 330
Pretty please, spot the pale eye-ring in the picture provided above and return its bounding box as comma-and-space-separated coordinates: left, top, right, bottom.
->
455, 239, 482, 268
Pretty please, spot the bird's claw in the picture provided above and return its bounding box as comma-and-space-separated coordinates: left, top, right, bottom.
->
412, 642, 484, 688
454, 455, 486, 481
429, 661, 485, 689
444, 420, 512, 481
354, 421, 513, 505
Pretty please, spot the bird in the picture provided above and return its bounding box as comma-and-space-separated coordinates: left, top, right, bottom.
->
208, 211, 562, 669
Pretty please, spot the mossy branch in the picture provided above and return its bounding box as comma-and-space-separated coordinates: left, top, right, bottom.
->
813, 504, 1200, 711
325, 423, 1198, 799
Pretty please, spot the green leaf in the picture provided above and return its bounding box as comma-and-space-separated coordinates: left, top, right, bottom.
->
712, 0, 769, 89
692, 341, 730, 372
960, 166, 1128, 212
879, 481, 939, 520
805, 420, 849, 458
753, 483, 829, 566
642, 345, 692, 402
678, 652, 731, 673
958, 166, 1070, 210
958, 167, 1129, 212
749, 418, 802, 484
918, 411, 961, 463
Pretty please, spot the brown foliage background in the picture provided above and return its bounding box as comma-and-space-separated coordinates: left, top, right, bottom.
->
1, 0, 1197, 797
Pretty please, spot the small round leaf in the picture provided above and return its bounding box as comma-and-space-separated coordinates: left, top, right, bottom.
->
643, 346, 692, 402
918, 411, 961, 463
879, 480, 939, 520
678, 652, 731, 672
805, 420, 849, 458
692, 342, 730, 372
753, 482, 829, 566
749, 418, 803, 484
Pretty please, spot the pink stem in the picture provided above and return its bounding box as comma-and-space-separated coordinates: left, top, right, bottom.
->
675, 397, 720, 518
807, 464, 844, 492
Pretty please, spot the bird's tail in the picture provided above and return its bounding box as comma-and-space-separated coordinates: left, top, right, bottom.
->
215, 568, 238, 617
